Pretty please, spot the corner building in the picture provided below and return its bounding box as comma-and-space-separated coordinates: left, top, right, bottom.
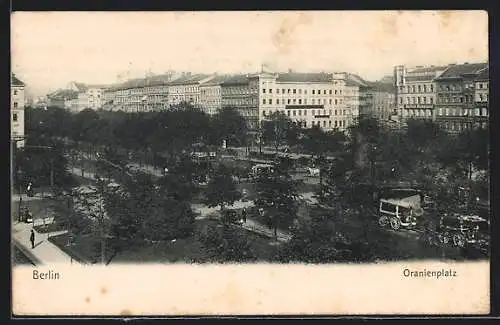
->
258, 72, 354, 132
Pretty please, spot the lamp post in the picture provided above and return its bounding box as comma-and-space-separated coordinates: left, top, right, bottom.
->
11, 136, 27, 221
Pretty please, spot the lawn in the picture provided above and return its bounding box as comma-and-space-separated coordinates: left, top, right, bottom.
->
49, 218, 280, 264
12, 197, 68, 233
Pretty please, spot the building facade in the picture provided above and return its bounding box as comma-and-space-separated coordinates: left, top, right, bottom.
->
220, 74, 260, 129
434, 63, 488, 132
394, 65, 449, 123
11, 74, 25, 147
199, 75, 232, 115
167, 74, 215, 108
257, 72, 356, 132
364, 82, 396, 121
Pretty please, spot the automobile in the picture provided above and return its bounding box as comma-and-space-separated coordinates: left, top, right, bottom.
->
377, 197, 424, 231
436, 213, 489, 248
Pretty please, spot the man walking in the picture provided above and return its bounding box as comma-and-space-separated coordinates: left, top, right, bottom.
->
30, 230, 35, 249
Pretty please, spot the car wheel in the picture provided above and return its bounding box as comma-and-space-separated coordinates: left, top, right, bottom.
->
378, 216, 389, 227
390, 217, 401, 231
453, 234, 466, 248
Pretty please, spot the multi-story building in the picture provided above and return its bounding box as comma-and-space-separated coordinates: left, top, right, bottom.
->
11, 74, 25, 147
434, 62, 488, 132
102, 76, 171, 113
364, 82, 396, 121
64, 82, 108, 112
258, 72, 356, 132
220, 74, 260, 129
345, 73, 372, 123
474, 67, 489, 129
167, 74, 215, 108
394, 65, 449, 123
199, 75, 232, 115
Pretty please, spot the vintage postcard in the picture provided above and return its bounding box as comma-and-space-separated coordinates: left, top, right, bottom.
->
11, 10, 490, 316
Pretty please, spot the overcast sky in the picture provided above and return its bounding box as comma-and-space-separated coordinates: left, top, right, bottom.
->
12, 10, 488, 97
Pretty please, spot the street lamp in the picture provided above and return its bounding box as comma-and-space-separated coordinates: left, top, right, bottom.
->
11, 136, 27, 222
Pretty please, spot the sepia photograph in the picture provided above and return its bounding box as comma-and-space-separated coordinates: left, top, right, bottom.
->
11, 10, 490, 316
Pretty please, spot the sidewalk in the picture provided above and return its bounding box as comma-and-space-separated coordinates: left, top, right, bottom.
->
12, 221, 81, 265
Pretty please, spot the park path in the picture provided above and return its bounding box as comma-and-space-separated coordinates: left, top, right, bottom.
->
12, 220, 81, 266
67, 165, 294, 242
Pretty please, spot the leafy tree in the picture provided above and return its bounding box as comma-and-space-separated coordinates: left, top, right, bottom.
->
261, 112, 298, 153
204, 164, 241, 211
255, 162, 300, 238
196, 222, 255, 263
211, 107, 248, 147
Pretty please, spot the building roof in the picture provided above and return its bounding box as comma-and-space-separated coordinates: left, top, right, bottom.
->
436, 62, 488, 80
276, 72, 333, 83
345, 73, 370, 88
410, 65, 449, 74
48, 89, 79, 100
200, 75, 233, 86
404, 75, 437, 82
168, 74, 213, 85
11, 74, 25, 86
221, 74, 250, 86
475, 67, 489, 81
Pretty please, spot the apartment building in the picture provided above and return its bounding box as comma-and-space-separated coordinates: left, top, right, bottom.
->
199, 75, 233, 115
394, 64, 449, 123
167, 74, 215, 108
434, 62, 488, 132
64, 82, 108, 112
364, 82, 396, 121
220, 74, 260, 129
102, 77, 170, 113
345, 73, 372, 123
11, 74, 25, 147
258, 72, 356, 132
474, 67, 489, 129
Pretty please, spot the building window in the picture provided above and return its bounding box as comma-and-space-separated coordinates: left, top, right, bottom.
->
335, 90, 338, 95
262, 110, 266, 116
418, 85, 421, 92
293, 89, 297, 94
431, 85, 434, 92
298, 89, 302, 94
329, 99, 332, 105
288, 89, 291, 94
312, 99, 315, 104
329, 90, 332, 95
329, 120, 332, 127
277, 99, 280, 104
293, 110, 296, 116
317, 90, 321, 95
263, 89, 266, 94
293, 99, 296, 104
312, 90, 315, 95
423, 85, 427, 92
335, 99, 338, 105
298, 99, 302, 104
430, 97, 434, 104
14, 90, 18, 95
287, 110, 290, 116
298, 110, 302, 116
335, 121, 338, 127
304, 110, 307, 116
343, 110, 346, 115
323, 121, 326, 127
263, 99, 266, 104
412, 85, 416, 92
304, 121, 307, 127
335, 110, 338, 115
287, 99, 291, 104
479, 83, 483, 89
13, 113, 18, 121
13, 102, 18, 108
323, 90, 327, 95
269, 99, 273, 105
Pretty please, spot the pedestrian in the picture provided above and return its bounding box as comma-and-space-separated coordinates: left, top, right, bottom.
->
30, 230, 35, 249
242, 208, 247, 223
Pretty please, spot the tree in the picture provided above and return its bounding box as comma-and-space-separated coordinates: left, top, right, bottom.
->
204, 164, 241, 211
255, 162, 300, 238
196, 222, 255, 263
211, 107, 249, 147
261, 112, 298, 153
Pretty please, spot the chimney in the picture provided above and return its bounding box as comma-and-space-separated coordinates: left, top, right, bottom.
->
288, 68, 292, 73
